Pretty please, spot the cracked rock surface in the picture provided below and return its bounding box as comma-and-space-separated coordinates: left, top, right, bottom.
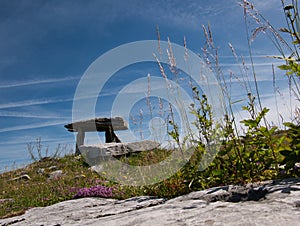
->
1, 178, 300, 226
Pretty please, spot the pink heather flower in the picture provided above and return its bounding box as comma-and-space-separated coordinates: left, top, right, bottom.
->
73, 185, 113, 199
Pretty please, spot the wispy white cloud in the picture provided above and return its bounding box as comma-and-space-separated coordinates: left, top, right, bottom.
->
248, 0, 282, 12
0, 98, 73, 109
0, 135, 70, 146
0, 76, 79, 89
218, 53, 288, 84
0, 119, 67, 133
0, 110, 66, 119
132, 0, 239, 31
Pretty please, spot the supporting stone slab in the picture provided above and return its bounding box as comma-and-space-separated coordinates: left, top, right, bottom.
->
79, 140, 160, 165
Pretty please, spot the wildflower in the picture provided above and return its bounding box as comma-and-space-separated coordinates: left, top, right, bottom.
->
280, 170, 286, 175
73, 185, 113, 199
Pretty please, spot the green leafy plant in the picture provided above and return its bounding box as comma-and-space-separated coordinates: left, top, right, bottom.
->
278, 60, 300, 77
279, 122, 300, 177
278, 1, 300, 61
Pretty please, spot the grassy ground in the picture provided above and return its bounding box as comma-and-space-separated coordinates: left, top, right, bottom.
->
0, 154, 98, 218
0, 149, 175, 219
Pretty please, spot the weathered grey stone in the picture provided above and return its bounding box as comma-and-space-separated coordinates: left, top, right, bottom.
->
64, 117, 128, 133
81, 140, 160, 156
48, 166, 58, 171
48, 170, 63, 180
1, 178, 299, 226
8, 174, 31, 181
0, 199, 14, 204
124, 140, 161, 152
37, 168, 45, 174
80, 140, 160, 165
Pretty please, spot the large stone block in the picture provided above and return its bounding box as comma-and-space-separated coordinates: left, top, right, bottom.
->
79, 140, 160, 165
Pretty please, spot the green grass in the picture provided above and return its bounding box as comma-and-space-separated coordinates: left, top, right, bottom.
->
0, 155, 109, 219
0, 149, 176, 219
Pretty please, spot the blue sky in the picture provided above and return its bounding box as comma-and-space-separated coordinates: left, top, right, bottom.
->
0, 0, 298, 171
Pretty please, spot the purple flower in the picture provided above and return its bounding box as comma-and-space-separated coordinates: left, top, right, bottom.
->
280, 170, 286, 175
73, 185, 113, 199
